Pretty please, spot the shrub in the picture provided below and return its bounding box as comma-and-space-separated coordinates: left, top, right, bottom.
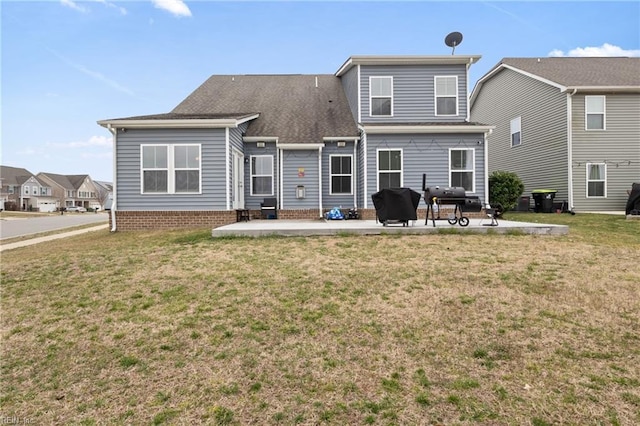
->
489, 171, 524, 211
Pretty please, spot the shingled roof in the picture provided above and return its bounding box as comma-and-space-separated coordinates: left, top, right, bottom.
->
0, 166, 39, 186
172, 74, 359, 143
500, 57, 640, 87
38, 173, 89, 190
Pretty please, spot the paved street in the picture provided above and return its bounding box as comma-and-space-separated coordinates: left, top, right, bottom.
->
0, 212, 109, 240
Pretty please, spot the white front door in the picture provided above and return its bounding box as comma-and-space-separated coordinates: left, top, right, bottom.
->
232, 150, 245, 209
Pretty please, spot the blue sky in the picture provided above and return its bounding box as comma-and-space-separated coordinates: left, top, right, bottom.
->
2, 0, 639, 182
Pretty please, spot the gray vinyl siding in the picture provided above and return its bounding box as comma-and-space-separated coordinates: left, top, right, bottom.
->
322, 141, 357, 209
365, 134, 486, 205
115, 128, 227, 210
360, 65, 468, 123
243, 142, 278, 210
571, 93, 640, 211
357, 136, 365, 208
471, 69, 569, 203
281, 150, 319, 209
340, 65, 359, 122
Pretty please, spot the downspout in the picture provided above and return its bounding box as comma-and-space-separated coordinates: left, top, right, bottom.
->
106, 124, 117, 232
225, 128, 230, 211
466, 58, 473, 121
353, 140, 358, 208
358, 124, 368, 208
567, 89, 577, 210
484, 128, 493, 207
279, 147, 284, 209
318, 146, 323, 217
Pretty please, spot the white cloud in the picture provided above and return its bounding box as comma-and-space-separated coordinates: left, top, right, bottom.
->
152, 0, 192, 17
549, 43, 640, 58
48, 135, 113, 149
94, 0, 128, 15
60, 0, 89, 13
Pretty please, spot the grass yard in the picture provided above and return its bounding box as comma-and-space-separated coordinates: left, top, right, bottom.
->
1, 213, 639, 425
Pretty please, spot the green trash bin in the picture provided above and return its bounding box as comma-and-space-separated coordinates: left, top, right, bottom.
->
531, 189, 557, 213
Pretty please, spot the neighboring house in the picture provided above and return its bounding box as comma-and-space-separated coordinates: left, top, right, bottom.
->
470, 57, 640, 212
37, 173, 102, 210
94, 180, 114, 210
0, 165, 57, 211
98, 54, 494, 231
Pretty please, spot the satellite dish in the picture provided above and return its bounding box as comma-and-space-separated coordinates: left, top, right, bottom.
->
444, 31, 463, 55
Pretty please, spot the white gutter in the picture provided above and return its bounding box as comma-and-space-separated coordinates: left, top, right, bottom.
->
225, 128, 230, 211
322, 137, 359, 142
362, 125, 495, 134
335, 55, 482, 76
279, 147, 284, 210
562, 86, 640, 93
567, 89, 577, 210
106, 124, 117, 232
97, 115, 259, 129
358, 124, 368, 208
318, 146, 323, 217
243, 136, 278, 143
276, 143, 325, 150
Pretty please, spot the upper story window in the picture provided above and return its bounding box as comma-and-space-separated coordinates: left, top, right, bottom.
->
330, 155, 352, 195
449, 148, 474, 192
41, 187, 47, 196
8, 186, 14, 194
377, 149, 402, 190
585, 96, 605, 130
586, 163, 606, 197
251, 155, 274, 196
370, 76, 393, 116
141, 144, 201, 194
435, 76, 458, 116
511, 116, 522, 147
24, 186, 30, 195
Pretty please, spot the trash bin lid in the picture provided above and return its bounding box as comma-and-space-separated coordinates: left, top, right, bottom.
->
531, 189, 557, 194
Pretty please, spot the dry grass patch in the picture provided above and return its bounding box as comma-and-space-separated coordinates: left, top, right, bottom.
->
1, 215, 639, 425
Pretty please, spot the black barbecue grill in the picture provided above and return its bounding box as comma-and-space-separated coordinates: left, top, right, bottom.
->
422, 174, 482, 227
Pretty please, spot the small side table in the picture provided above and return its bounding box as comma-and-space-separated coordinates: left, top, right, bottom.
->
236, 209, 250, 222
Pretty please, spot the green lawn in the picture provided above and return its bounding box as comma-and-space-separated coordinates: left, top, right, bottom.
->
1, 213, 639, 425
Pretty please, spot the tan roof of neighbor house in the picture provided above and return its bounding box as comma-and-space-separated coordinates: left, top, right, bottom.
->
39, 173, 89, 190
0, 166, 42, 186
171, 74, 359, 143
500, 57, 640, 87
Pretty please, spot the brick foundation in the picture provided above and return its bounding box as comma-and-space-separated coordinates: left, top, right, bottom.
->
109, 207, 487, 231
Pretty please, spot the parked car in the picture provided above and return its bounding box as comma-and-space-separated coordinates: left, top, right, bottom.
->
66, 206, 87, 213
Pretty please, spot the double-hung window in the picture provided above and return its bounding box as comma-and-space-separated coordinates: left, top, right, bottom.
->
330, 155, 352, 194
370, 76, 393, 116
435, 76, 458, 116
450, 148, 474, 192
377, 149, 402, 190
510, 116, 522, 147
585, 96, 605, 130
586, 163, 606, 197
141, 144, 200, 194
251, 155, 273, 196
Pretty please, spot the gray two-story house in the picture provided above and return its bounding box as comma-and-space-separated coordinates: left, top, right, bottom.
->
0, 165, 56, 212
99, 54, 494, 231
470, 57, 640, 213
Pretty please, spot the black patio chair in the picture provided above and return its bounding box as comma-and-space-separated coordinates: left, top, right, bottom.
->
261, 197, 278, 219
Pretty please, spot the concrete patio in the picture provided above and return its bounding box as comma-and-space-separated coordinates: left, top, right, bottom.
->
212, 217, 569, 238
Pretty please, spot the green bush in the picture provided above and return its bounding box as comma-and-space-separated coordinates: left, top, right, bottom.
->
489, 171, 524, 211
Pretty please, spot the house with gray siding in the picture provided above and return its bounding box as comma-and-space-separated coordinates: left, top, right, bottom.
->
98, 55, 494, 231
0, 165, 56, 212
470, 57, 640, 213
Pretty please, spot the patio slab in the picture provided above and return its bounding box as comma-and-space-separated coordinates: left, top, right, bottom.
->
212, 217, 568, 238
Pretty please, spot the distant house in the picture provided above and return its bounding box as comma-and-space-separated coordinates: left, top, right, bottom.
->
94, 180, 114, 210
37, 173, 101, 210
99, 54, 494, 231
0, 165, 57, 211
470, 57, 640, 212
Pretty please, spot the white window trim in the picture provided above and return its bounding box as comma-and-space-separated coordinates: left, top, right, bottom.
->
586, 162, 607, 198
585, 95, 606, 131
449, 148, 475, 193
250, 154, 274, 196
140, 144, 202, 194
435, 75, 459, 116
376, 148, 403, 191
329, 154, 353, 195
369, 76, 394, 117
510, 116, 522, 147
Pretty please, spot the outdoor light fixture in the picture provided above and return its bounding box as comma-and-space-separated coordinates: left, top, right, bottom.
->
257, 142, 265, 148
337, 141, 346, 147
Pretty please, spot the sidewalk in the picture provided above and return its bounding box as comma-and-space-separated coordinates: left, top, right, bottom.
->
0, 224, 109, 252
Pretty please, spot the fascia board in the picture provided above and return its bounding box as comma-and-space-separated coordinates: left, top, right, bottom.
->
562, 86, 640, 93
362, 125, 495, 134
336, 55, 482, 76
277, 143, 325, 150
243, 136, 279, 142
97, 117, 257, 129
322, 136, 360, 142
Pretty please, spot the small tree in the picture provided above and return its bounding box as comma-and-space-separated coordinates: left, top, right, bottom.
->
489, 170, 524, 211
